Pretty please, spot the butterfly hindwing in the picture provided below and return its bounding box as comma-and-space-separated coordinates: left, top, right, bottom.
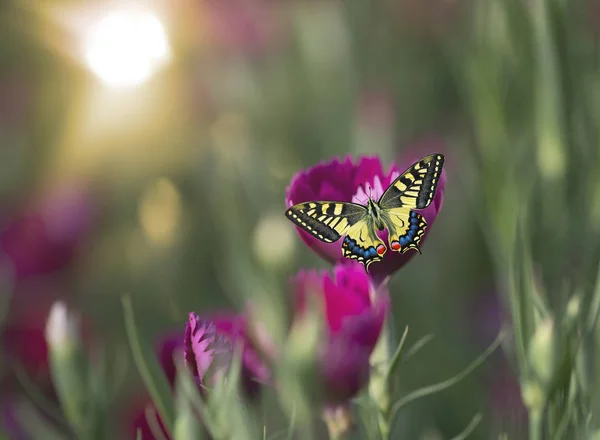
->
379, 154, 444, 210
285, 201, 368, 243
342, 220, 387, 272
382, 208, 427, 254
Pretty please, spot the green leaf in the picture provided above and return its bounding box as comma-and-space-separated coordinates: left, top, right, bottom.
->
389, 330, 504, 424
384, 325, 409, 383
403, 334, 435, 362
121, 295, 175, 435
449, 413, 482, 440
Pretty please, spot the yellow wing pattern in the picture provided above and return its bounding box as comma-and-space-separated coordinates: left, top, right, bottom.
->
341, 220, 387, 272
285, 201, 367, 243
379, 154, 444, 210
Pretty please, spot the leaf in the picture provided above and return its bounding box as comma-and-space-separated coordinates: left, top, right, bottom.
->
403, 334, 435, 362
122, 295, 175, 434
384, 326, 409, 383
389, 330, 504, 423
448, 413, 482, 440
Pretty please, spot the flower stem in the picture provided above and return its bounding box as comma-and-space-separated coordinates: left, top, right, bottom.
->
369, 309, 396, 439
529, 409, 543, 440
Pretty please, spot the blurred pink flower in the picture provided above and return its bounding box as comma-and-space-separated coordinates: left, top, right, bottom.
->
124, 398, 170, 440
202, 0, 286, 56
208, 312, 271, 396
0, 183, 95, 280
292, 264, 390, 403
1, 397, 29, 440
124, 314, 268, 439
286, 155, 446, 283
1, 285, 64, 383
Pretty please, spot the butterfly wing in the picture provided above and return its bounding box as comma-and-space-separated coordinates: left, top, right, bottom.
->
285, 201, 386, 272
381, 208, 427, 254
378, 153, 445, 210
378, 154, 444, 254
341, 219, 387, 272
285, 201, 368, 243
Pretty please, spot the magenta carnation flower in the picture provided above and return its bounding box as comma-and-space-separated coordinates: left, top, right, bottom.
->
292, 264, 390, 403
184, 313, 233, 386
286, 155, 446, 283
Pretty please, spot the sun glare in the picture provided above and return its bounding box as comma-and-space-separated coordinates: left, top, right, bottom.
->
83, 7, 170, 88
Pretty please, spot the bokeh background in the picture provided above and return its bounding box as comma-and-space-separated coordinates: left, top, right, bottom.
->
2, 0, 599, 438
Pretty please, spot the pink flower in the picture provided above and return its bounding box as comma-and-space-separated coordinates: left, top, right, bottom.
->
208, 312, 271, 397
0, 183, 95, 280
292, 264, 390, 403
184, 314, 233, 386
123, 314, 268, 440
286, 155, 446, 283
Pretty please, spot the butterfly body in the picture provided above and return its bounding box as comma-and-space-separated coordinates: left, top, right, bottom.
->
286, 154, 444, 272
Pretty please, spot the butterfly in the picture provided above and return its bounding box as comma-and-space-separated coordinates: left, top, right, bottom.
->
285, 154, 445, 273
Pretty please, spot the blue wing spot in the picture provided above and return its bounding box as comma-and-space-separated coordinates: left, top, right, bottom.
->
410, 211, 417, 219
400, 237, 407, 246
406, 236, 413, 243
408, 230, 416, 238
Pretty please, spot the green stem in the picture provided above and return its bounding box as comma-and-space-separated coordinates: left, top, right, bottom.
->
530, 409, 543, 440
368, 309, 396, 439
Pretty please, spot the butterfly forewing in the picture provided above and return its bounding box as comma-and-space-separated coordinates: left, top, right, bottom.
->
286, 201, 368, 243
378, 154, 445, 210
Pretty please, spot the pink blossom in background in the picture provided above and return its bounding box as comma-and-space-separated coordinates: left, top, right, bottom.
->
0, 182, 95, 280
202, 0, 286, 56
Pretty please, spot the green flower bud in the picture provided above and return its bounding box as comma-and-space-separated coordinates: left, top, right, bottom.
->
46, 302, 90, 437
528, 318, 556, 386
174, 395, 203, 440
521, 380, 545, 411
322, 405, 355, 440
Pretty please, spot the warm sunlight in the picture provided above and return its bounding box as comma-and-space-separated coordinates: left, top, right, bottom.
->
82, 6, 170, 88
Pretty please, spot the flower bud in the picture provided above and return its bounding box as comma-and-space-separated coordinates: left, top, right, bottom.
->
173, 391, 202, 440
527, 318, 556, 387
46, 302, 80, 351
322, 405, 355, 439
252, 212, 296, 269
521, 380, 545, 411
45, 302, 90, 436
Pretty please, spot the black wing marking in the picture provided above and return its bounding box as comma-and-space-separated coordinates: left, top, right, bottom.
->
378, 154, 445, 210
285, 201, 368, 243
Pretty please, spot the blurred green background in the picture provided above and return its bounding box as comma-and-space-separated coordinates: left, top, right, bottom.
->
2, 0, 599, 438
